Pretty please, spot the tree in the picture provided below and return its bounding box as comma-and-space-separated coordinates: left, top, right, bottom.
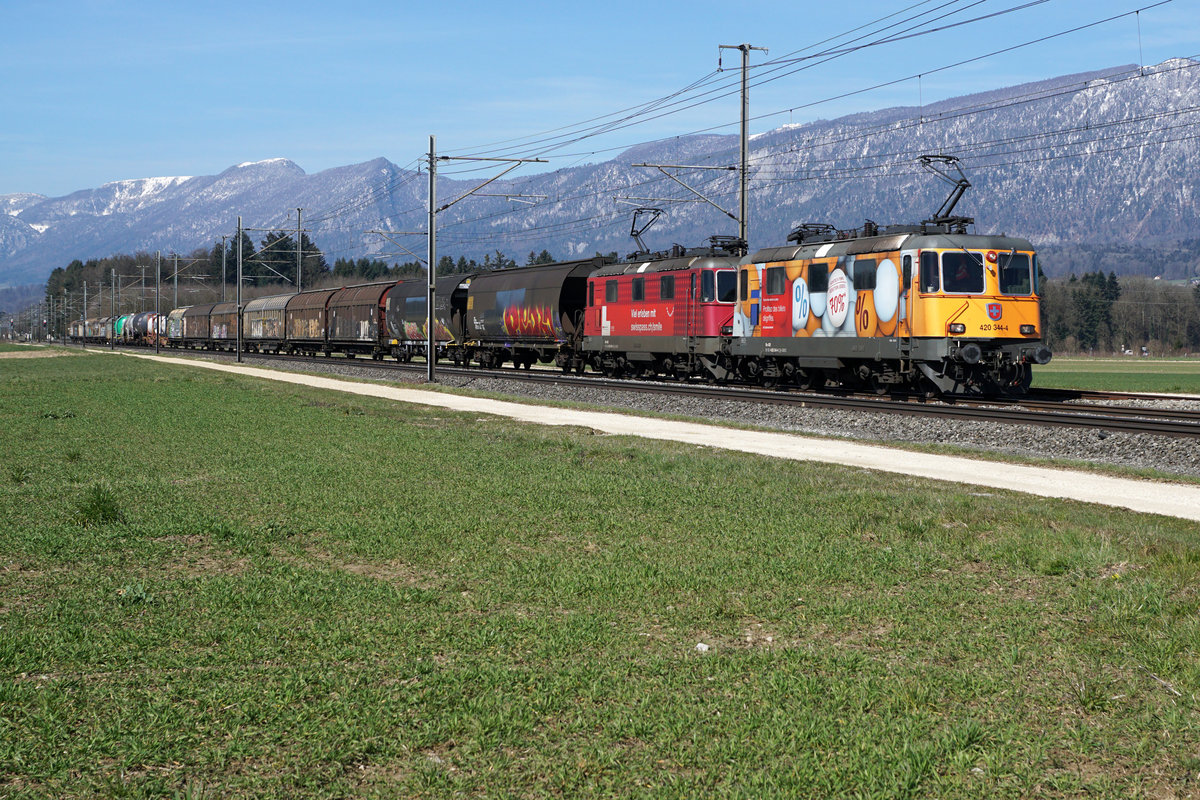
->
256, 232, 327, 287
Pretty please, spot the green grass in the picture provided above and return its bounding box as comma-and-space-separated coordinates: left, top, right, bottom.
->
1034, 356, 1200, 394
0, 342, 43, 352
2, 354, 1198, 798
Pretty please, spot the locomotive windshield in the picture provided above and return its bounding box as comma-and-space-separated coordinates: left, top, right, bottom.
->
701, 269, 738, 303
941, 252, 985, 294
998, 252, 1033, 296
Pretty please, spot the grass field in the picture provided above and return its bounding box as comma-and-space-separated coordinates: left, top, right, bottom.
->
1034, 357, 1200, 394
2, 353, 1198, 798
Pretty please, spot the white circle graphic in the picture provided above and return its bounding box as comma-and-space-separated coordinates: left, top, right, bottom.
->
826, 269, 850, 329
873, 259, 899, 323
792, 278, 810, 332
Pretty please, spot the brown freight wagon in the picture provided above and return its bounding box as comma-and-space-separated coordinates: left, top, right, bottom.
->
284, 289, 336, 355
181, 303, 217, 349
326, 282, 395, 358
210, 302, 239, 350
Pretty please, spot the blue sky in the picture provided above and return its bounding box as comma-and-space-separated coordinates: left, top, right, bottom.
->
2, 0, 1197, 197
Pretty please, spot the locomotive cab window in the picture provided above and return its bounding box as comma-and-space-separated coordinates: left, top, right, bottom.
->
660, 275, 675, 300
942, 252, 985, 294
738, 269, 748, 302
632, 276, 645, 302
998, 252, 1032, 296
717, 270, 736, 303
605, 280, 618, 303
764, 266, 787, 296
920, 252, 939, 293
588, 282, 595, 307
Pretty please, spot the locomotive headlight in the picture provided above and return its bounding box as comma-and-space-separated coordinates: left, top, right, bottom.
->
1020, 324, 1036, 335
721, 325, 732, 336
947, 323, 966, 334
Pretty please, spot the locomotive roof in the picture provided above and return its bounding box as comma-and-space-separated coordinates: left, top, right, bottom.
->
749, 231, 1036, 263
591, 253, 741, 277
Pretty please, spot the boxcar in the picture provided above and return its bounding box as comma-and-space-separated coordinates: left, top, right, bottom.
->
326, 282, 394, 358
210, 302, 239, 350
284, 289, 337, 355
243, 294, 293, 353
181, 303, 217, 349
165, 308, 189, 346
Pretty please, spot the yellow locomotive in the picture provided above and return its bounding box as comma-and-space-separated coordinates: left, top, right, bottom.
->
730, 156, 1051, 395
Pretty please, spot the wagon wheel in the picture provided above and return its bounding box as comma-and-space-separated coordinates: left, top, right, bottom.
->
796, 369, 824, 392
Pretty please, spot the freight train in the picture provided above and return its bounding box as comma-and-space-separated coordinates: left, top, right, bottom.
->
69, 159, 1052, 395
70, 226, 1049, 396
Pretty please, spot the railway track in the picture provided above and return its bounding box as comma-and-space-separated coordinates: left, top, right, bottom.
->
108, 344, 1200, 439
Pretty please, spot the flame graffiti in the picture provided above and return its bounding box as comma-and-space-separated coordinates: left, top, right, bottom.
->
503, 305, 556, 338
403, 321, 454, 342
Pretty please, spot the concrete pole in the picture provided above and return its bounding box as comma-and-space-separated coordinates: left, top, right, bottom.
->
296, 208, 303, 293
237, 216, 243, 364
427, 135, 437, 383
155, 251, 161, 354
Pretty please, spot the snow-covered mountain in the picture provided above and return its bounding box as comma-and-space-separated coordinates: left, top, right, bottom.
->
3, 58, 1198, 288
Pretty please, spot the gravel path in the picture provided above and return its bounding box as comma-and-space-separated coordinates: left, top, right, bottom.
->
224, 355, 1200, 480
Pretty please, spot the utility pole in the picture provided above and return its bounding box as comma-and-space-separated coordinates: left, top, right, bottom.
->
296, 208, 303, 293
82, 282, 87, 348
427, 136, 437, 382
110, 268, 115, 350
236, 216, 243, 364
155, 251, 161, 354
719, 43, 767, 246
174, 254, 179, 308
221, 236, 228, 303
424, 136, 544, 382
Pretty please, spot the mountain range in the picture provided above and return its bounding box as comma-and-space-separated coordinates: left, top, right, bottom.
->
3, 58, 1199, 293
